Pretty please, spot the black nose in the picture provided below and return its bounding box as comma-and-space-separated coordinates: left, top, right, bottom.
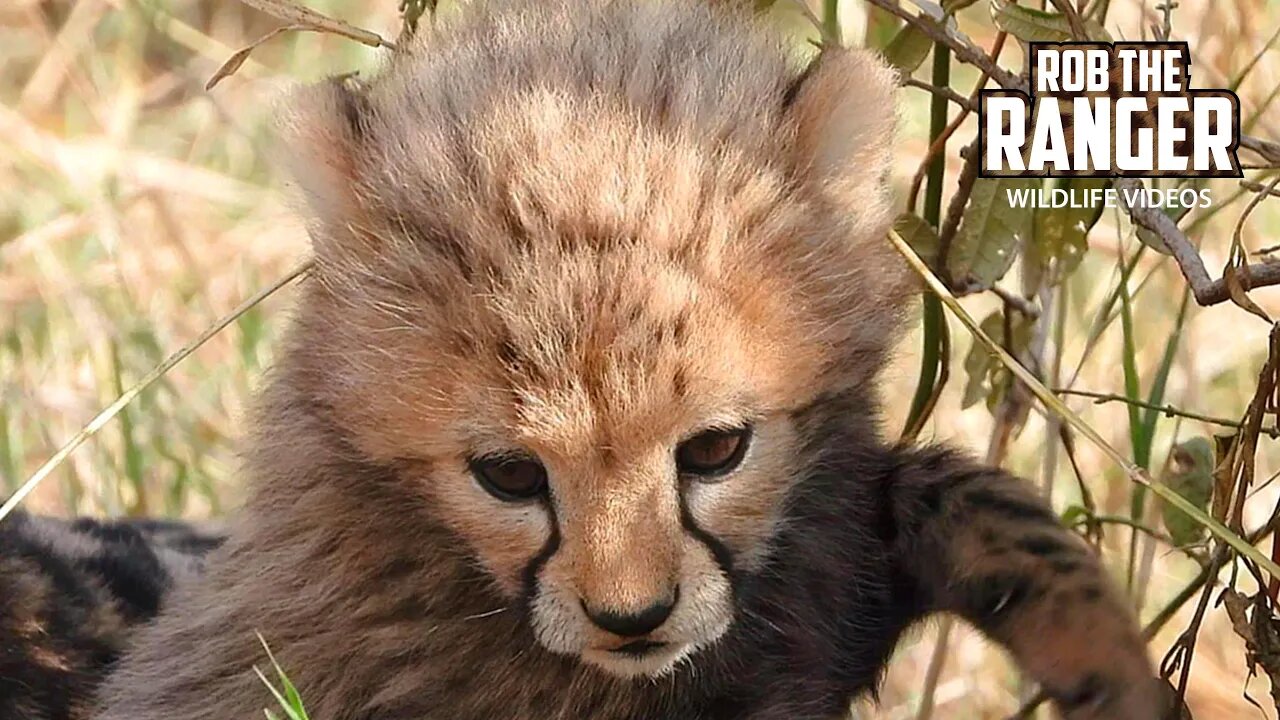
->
582, 589, 679, 637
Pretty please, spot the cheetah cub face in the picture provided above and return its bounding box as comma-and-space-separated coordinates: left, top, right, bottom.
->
453, 284, 812, 677
280, 17, 901, 676
323, 242, 826, 678
365, 246, 827, 678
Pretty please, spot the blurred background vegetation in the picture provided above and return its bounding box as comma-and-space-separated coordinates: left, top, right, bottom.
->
1, 0, 1279, 717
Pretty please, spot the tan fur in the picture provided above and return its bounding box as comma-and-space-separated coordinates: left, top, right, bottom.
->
93, 2, 1156, 719
272, 0, 903, 678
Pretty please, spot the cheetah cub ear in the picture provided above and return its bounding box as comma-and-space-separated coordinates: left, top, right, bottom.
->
785, 49, 899, 208
276, 78, 370, 252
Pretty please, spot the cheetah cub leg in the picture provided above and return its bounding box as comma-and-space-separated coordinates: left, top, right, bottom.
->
889, 448, 1163, 720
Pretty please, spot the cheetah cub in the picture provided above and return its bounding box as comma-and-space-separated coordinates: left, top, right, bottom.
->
97, 1, 1160, 718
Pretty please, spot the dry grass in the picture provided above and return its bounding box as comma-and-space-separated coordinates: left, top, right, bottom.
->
1, 0, 1279, 718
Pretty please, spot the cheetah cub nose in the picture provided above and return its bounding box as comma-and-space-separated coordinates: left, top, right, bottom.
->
583, 588, 680, 637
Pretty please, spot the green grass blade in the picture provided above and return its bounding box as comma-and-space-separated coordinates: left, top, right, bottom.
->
901, 42, 953, 440
256, 632, 309, 720
253, 665, 295, 719
109, 340, 147, 515
1117, 261, 1146, 467
1140, 288, 1191, 444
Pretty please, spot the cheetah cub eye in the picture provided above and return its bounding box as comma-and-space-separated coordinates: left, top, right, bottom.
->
675, 426, 752, 480
469, 455, 549, 501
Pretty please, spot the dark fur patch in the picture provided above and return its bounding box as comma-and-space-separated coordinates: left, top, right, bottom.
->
962, 487, 1060, 524
0, 512, 224, 720
678, 491, 737, 583
953, 571, 1041, 623
1014, 533, 1076, 559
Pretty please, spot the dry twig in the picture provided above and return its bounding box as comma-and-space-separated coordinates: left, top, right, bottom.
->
1054, 388, 1280, 437
1116, 178, 1280, 308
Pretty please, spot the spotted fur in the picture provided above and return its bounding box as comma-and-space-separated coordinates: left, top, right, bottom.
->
0, 512, 224, 720
92, 1, 1160, 718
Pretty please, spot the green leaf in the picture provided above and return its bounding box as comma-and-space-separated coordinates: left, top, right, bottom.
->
961, 310, 1032, 410
256, 633, 310, 720
1028, 177, 1107, 289
990, 0, 1111, 42
893, 212, 941, 263
864, 7, 902, 49
1060, 504, 1089, 527
948, 177, 1038, 289
883, 24, 934, 73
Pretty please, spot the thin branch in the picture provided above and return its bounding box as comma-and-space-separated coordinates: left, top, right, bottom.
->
231, 0, 394, 48
1242, 135, 1280, 167
1115, 178, 1280, 306
1067, 513, 1176, 547
906, 31, 1008, 214
915, 618, 953, 720
900, 76, 977, 112
1224, 175, 1280, 320
991, 284, 1041, 318
1049, 0, 1089, 39
937, 140, 981, 271
1243, 179, 1280, 200
859, 0, 1026, 91
1162, 528, 1226, 710
784, 0, 827, 43
1053, 388, 1280, 437
1154, 0, 1178, 41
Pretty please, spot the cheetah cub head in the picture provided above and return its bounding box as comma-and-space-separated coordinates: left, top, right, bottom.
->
279, 7, 905, 679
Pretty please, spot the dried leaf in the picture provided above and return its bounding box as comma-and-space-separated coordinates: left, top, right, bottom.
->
1221, 590, 1280, 714
232, 0, 391, 48
1225, 251, 1273, 323
1224, 589, 1254, 639
1156, 677, 1196, 719
399, 0, 436, 38
990, 0, 1111, 42
206, 25, 307, 91
1210, 433, 1238, 526
948, 177, 1037, 290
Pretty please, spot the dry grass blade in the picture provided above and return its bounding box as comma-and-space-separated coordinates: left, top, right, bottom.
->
232, 0, 395, 49
207, 25, 309, 91
887, 228, 1280, 580
0, 262, 313, 524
